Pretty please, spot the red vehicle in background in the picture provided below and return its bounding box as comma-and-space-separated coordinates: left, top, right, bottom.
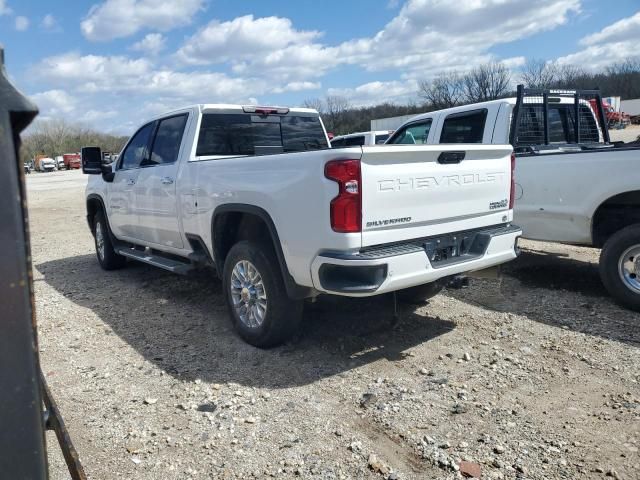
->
589, 99, 631, 128
63, 153, 81, 169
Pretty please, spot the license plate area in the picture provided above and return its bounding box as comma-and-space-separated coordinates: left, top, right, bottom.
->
424, 231, 490, 268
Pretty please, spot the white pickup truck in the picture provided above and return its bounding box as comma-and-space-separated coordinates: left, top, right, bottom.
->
83, 104, 521, 347
330, 130, 393, 147
387, 86, 640, 311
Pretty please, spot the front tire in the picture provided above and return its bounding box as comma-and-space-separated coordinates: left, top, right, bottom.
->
93, 210, 126, 270
223, 241, 303, 348
599, 224, 640, 312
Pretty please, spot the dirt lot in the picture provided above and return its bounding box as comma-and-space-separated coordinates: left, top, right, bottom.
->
609, 124, 640, 143
29, 170, 639, 480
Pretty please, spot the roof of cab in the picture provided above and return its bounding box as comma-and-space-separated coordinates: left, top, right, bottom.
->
143, 104, 319, 124
402, 95, 591, 126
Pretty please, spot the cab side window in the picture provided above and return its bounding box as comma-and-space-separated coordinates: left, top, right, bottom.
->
345, 136, 365, 146
388, 120, 432, 145
440, 109, 487, 143
331, 138, 346, 148
120, 122, 154, 170
146, 114, 188, 166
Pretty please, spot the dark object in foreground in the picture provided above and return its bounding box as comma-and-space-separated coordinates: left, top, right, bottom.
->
0, 47, 86, 479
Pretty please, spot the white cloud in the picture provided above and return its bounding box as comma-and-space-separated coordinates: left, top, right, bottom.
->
334, 0, 581, 74
81, 0, 203, 41
580, 11, 640, 46
34, 52, 267, 105
176, 15, 322, 65
272, 81, 321, 94
557, 11, 640, 70
30, 89, 77, 118
501, 56, 527, 69
328, 80, 419, 106
131, 33, 166, 55
15, 15, 29, 31
0, 0, 11, 16
174, 0, 581, 83
41, 14, 61, 31
39, 52, 154, 92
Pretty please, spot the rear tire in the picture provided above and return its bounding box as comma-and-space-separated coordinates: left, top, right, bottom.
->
397, 280, 445, 304
223, 240, 303, 348
93, 210, 126, 270
599, 224, 640, 312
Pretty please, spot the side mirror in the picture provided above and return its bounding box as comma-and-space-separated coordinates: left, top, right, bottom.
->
81, 147, 102, 174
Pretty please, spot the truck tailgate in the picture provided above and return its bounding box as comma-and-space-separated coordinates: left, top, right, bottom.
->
360, 144, 513, 247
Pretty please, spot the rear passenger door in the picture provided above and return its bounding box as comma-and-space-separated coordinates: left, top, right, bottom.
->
134, 113, 189, 249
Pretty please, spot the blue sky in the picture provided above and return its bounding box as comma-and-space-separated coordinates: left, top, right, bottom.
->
1, 0, 639, 134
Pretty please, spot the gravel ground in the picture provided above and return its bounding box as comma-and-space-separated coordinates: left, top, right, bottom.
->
609, 124, 640, 143
29, 170, 639, 480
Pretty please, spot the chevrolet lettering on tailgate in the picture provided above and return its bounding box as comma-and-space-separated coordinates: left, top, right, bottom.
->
377, 172, 505, 192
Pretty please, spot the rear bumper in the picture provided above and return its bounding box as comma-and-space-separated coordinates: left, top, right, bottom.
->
311, 224, 521, 297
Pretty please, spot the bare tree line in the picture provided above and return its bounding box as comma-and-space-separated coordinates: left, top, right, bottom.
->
519, 57, 640, 97
304, 57, 640, 136
418, 62, 512, 109
21, 119, 128, 162
419, 57, 640, 110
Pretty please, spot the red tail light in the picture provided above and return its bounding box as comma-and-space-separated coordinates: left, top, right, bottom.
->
325, 159, 361, 233
509, 152, 516, 209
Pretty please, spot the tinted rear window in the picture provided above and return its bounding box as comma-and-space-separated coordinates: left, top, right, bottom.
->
375, 134, 389, 144
196, 113, 328, 157
440, 109, 487, 143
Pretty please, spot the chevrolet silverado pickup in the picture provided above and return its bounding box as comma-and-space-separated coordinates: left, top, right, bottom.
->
83, 104, 521, 347
388, 86, 640, 311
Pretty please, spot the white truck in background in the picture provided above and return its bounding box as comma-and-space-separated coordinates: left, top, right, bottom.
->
387, 86, 640, 311
330, 130, 393, 147
83, 104, 521, 347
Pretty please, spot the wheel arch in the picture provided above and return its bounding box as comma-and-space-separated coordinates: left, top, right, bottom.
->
592, 190, 640, 248
86, 194, 107, 234
211, 203, 311, 299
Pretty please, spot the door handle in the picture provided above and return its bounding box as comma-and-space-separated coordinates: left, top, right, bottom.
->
161, 177, 174, 185
126, 178, 136, 186
437, 151, 465, 164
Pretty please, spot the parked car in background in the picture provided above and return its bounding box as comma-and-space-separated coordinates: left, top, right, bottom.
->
83, 104, 521, 347
387, 86, 640, 311
35, 156, 56, 172
55, 156, 65, 170
331, 130, 393, 147
23, 162, 32, 174
63, 153, 81, 169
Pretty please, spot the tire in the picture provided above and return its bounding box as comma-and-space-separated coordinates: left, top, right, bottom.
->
223, 240, 303, 348
93, 210, 126, 270
397, 280, 445, 304
599, 224, 640, 312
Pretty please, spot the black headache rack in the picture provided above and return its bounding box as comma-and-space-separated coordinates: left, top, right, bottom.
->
509, 84, 611, 154
0, 48, 86, 479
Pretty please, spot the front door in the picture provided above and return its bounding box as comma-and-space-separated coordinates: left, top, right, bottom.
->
134, 113, 189, 249
108, 122, 155, 240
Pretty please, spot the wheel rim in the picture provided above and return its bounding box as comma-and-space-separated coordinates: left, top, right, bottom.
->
618, 244, 640, 294
230, 260, 267, 328
95, 221, 105, 261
